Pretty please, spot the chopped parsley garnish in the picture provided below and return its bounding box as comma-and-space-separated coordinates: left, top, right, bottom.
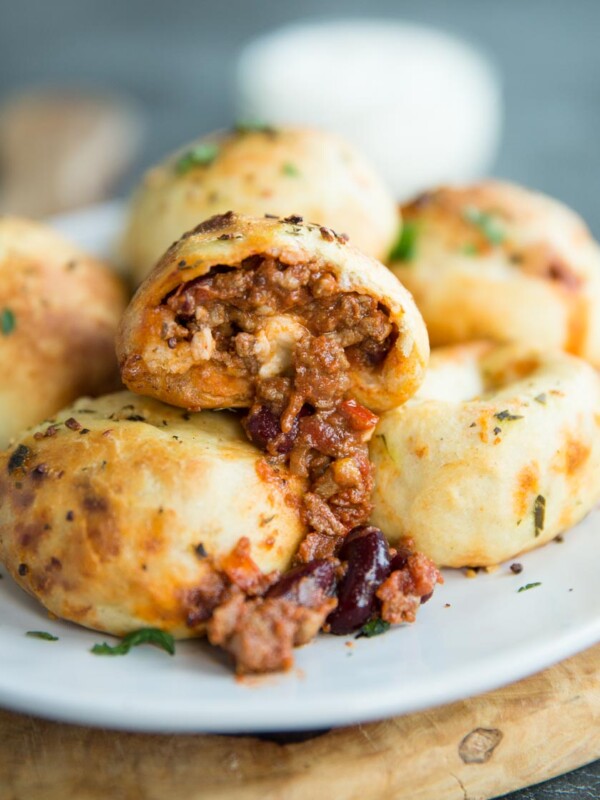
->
91, 628, 175, 657
282, 162, 300, 177
8, 444, 30, 474
389, 221, 418, 262
494, 410, 523, 421
1, 308, 15, 336
26, 630, 58, 641
517, 582, 542, 593
355, 618, 391, 638
174, 143, 219, 175
377, 433, 392, 458
534, 494, 546, 537
461, 243, 478, 256
462, 206, 505, 245
234, 120, 277, 135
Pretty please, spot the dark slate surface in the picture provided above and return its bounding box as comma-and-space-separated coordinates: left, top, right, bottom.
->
1, 2, 598, 797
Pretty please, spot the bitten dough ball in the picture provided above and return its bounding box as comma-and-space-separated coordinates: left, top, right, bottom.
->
118, 212, 429, 414
123, 125, 399, 283
389, 181, 600, 367
370, 343, 600, 567
0, 217, 127, 447
0, 392, 308, 638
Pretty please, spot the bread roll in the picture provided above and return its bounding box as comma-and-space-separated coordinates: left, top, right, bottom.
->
0, 216, 127, 446
389, 181, 600, 366
371, 343, 600, 566
118, 211, 428, 414
123, 125, 399, 283
0, 392, 307, 638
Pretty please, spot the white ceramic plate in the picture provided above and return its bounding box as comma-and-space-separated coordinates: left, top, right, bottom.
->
0, 204, 599, 733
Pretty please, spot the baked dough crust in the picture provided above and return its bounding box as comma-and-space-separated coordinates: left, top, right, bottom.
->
117, 212, 429, 413
389, 181, 600, 366
0, 392, 307, 637
123, 126, 399, 283
0, 217, 127, 447
370, 342, 600, 566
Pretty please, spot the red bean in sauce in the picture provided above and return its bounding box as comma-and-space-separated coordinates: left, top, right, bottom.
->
327, 526, 391, 635
266, 559, 336, 607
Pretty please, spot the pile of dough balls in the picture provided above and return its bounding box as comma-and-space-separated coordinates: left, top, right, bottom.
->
2, 123, 600, 658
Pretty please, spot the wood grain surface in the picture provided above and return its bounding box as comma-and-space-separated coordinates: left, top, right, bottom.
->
1, 644, 598, 800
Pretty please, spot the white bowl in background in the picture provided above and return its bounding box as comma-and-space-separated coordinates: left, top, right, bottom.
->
237, 19, 502, 200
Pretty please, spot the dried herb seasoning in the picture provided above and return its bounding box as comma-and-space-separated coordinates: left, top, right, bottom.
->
91, 628, 175, 657
0, 308, 15, 335
175, 143, 219, 174
389, 221, 418, 262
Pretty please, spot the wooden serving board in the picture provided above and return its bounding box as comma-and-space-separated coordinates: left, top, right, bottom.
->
1, 644, 598, 800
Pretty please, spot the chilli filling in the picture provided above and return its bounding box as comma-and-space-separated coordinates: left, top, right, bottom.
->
161, 254, 441, 673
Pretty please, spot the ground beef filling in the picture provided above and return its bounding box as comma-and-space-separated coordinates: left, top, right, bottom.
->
163, 256, 394, 550
162, 256, 441, 673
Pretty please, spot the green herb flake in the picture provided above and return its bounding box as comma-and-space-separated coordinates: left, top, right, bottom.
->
462, 206, 505, 245
534, 494, 546, 537
1, 308, 15, 336
389, 221, 419, 262
461, 243, 478, 256
234, 120, 277, 135
494, 410, 523, 421
8, 444, 30, 474
174, 143, 220, 175
355, 618, 391, 639
26, 630, 58, 641
282, 162, 300, 177
91, 628, 175, 657
517, 582, 542, 593
534, 393, 547, 405
377, 433, 392, 459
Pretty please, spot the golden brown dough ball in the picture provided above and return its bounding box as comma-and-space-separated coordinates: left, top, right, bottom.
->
389, 181, 600, 366
0, 217, 127, 447
371, 342, 600, 566
0, 392, 307, 638
123, 125, 399, 283
117, 212, 428, 414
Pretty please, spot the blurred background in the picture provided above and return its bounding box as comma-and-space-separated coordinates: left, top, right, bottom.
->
0, 0, 598, 229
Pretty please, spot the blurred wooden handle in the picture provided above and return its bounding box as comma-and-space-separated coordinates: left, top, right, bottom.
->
0, 90, 141, 217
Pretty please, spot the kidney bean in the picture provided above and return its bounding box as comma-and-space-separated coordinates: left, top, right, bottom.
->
327, 526, 391, 635
266, 560, 336, 608
389, 544, 413, 573
244, 405, 310, 454
244, 406, 281, 450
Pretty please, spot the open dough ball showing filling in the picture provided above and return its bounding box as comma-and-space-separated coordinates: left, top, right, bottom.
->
0, 217, 127, 447
370, 342, 600, 567
122, 125, 399, 283
0, 392, 307, 638
389, 181, 600, 366
118, 211, 428, 414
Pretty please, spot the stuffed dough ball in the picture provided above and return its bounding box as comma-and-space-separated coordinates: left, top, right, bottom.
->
0, 217, 127, 447
0, 392, 307, 638
389, 181, 600, 366
370, 343, 600, 567
123, 125, 399, 284
118, 212, 428, 414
